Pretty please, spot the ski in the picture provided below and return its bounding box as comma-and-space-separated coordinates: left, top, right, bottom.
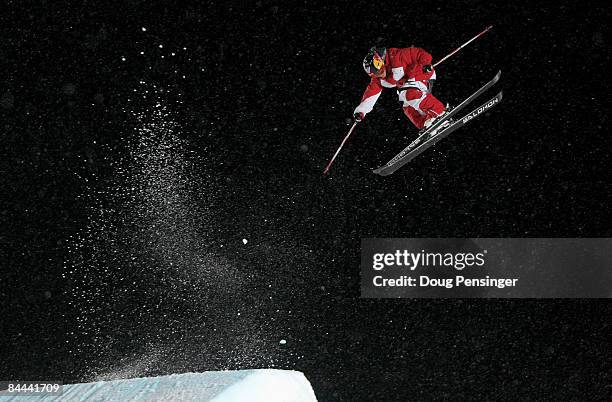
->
374, 90, 503, 176
373, 70, 501, 175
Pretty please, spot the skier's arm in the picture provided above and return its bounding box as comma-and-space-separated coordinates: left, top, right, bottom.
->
403, 47, 434, 81
353, 78, 383, 120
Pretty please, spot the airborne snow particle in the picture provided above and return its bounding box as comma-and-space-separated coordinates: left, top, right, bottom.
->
299, 144, 308, 152
279, 339, 287, 345
242, 239, 248, 245
141, 27, 147, 32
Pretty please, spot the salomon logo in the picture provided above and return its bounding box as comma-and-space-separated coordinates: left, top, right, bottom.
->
462, 97, 500, 124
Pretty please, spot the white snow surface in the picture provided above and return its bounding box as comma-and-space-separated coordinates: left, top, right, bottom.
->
6, 370, 317, 402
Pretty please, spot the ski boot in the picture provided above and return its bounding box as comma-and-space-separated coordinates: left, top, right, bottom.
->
422, 106, 452, 137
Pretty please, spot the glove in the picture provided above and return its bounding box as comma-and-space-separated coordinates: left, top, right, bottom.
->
422, 64, 433, 74
353, 112, 364, 122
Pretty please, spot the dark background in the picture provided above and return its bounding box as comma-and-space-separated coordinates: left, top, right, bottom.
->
1, 1, 610, 400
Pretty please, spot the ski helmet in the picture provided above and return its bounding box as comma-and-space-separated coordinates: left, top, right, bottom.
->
363, 47, 386, 76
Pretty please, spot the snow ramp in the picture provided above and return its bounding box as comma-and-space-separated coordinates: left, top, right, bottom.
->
2, 370, 318, 402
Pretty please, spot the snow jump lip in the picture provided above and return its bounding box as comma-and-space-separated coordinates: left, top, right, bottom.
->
7, 370, 318, 402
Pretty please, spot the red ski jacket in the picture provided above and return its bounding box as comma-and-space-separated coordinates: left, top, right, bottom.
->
354, 47, 435, 118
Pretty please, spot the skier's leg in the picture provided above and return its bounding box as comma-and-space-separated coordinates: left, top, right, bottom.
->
420, 93, 450, 132
402, 105, 427, 129
401, 88, 429, 129
420, 93, 446, 119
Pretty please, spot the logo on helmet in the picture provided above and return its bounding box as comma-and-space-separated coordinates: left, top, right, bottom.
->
372, 54, 384, 70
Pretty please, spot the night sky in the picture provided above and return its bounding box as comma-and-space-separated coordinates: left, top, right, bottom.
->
2, 1, 610, 401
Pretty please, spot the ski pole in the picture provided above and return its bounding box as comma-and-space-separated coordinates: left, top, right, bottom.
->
433, 25, 493, 68
323, 121, 358, 175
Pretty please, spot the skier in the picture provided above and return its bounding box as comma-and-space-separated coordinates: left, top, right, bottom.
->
354, 46, 448, 133
324, 28, 494, 175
